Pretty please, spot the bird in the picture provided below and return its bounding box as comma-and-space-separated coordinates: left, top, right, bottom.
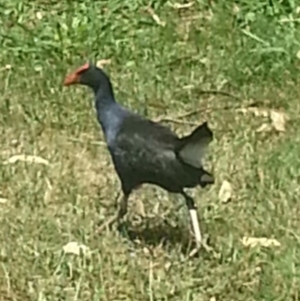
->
63, 63, 214, 250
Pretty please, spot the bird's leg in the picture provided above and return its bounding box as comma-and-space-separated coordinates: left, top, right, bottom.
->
182, 192, 202, 248
116, 193, 130, 234
96, 193, 129, 233
182, 192, 213, 256
117, 194, 128, 222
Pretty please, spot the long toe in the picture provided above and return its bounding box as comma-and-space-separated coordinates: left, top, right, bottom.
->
188, 235, 214, 257
96, 214, 118, 233
116, 219, 130, 238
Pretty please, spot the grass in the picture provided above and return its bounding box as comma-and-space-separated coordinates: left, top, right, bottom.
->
0, 0, 300, 300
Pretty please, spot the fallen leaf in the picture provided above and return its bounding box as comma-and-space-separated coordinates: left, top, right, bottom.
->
3, 155, 49, 165
256, 123, 272, 132
0, 198, 8, 204
236, 107, 269, 117
164, 261, 172, 271
36, 11, 43, 20
236, 107, 287, 132
63, 242, 91, 256
270, 110, 286, 132
135, 199, 146, 217
255, 266, 262, 272
143, 247, 151, 256
242, 237, 280, 248
10, 139, 19, 147
218, 180, 232, 203
152, 202, 160, 215
147, 7, 166, 27
34, 65, 43, 72
257, 168, 264, 184
232, 4, 240, 14
171, 2, 194, 9
0, 64, 12, 72
96, 59, 111, 68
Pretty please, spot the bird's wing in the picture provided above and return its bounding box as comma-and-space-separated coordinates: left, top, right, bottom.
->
115, 114, 178, 151
110, 115, 214, 192
111, 115, 179, 175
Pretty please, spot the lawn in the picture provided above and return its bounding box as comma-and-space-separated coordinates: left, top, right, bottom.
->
0, 0, 300, 300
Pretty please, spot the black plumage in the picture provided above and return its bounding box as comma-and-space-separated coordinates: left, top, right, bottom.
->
112, 115, 213, 194
63, 63, 214, 249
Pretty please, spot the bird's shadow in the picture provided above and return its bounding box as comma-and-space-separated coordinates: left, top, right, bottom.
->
118, 218, 199, 256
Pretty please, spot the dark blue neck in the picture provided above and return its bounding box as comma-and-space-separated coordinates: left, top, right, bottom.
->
93, 86, 127, 146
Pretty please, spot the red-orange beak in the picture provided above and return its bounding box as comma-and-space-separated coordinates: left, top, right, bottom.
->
63, 72, 80, 86
64, 63, 90, 86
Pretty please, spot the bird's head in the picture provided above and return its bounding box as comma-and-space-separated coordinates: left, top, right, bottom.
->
63, 63, 110, 93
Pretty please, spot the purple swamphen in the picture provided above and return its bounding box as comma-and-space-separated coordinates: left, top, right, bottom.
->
63, 63, 214, 250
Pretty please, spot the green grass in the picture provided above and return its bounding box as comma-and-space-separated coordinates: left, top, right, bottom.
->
0, 0, 300, 300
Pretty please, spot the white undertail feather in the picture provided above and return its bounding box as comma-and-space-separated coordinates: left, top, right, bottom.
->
179, 135, 212, 168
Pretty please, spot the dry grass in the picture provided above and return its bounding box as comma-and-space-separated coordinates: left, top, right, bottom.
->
0, 0, 300, 300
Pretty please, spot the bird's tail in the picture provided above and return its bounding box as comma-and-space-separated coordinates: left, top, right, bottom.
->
199, 169, 214, 187
177, 121, 213, 169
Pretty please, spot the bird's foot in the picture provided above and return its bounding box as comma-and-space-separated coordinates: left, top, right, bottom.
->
188, 234, 214, 257
96, 213, 130, 239
96, 193, 129, 234
96, 214, 118, 233
116, 220, 130, 238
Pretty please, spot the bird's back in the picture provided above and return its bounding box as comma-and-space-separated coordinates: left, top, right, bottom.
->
108, 113, 208, 193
